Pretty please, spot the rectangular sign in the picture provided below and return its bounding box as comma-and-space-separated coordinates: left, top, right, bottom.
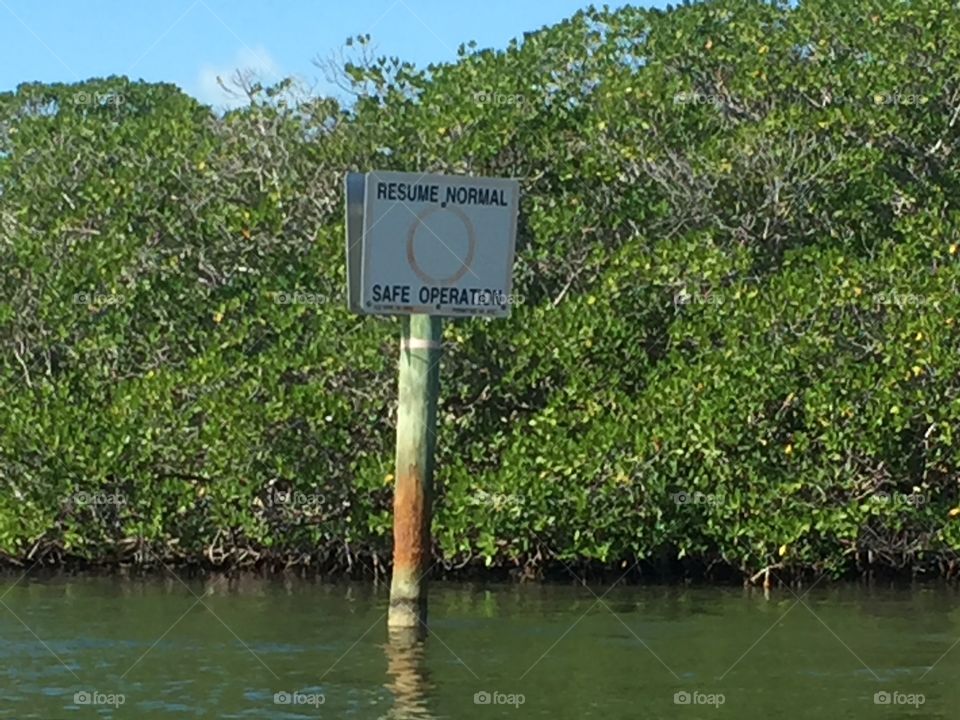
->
359, 170, 519, 317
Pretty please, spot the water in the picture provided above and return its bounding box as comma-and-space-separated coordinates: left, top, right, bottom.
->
1, 573, 958, 718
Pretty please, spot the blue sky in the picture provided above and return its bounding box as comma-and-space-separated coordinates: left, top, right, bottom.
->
0, 0, 662, 109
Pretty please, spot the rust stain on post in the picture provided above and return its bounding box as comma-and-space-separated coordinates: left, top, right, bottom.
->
393, 463, 429, 570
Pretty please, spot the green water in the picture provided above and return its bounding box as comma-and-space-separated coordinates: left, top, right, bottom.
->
1, 574, 958, 718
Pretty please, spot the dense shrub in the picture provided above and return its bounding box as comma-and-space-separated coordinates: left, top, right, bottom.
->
1, 0, 958, 579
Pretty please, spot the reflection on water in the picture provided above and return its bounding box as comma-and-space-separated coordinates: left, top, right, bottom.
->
384, 627, 434, 720
1, 575, 960, 718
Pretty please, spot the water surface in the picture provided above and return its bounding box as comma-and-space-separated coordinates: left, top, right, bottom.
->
1, 574, 958, 718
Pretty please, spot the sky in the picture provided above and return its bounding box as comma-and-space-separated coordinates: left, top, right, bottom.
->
0, 0, 663, 109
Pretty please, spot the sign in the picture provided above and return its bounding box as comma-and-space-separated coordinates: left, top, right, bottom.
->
342, 170, 521, 629
354, 170, 519, 317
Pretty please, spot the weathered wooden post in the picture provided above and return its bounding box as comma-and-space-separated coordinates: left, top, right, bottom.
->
345, 170, 519, 631
388, 314, 442, 627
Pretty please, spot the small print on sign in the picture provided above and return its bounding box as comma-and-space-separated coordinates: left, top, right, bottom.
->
359, 171, 519, 317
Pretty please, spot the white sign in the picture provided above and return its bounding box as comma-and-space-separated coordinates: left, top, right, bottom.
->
359, 170, 519, 317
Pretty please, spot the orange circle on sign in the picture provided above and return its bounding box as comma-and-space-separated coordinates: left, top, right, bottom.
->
406, 205, 476, 286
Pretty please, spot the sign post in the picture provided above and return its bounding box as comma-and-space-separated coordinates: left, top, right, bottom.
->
345, 170, 519, 629
389, 314, 441, 627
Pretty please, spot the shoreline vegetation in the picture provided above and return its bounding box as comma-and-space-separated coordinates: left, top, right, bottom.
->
4, 552, 959, 587
2, 0, 960, 583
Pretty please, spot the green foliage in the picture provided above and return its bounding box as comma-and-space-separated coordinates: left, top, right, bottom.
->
1, 0, 959, 579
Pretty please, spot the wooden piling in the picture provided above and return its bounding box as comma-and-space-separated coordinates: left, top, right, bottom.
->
388, 314, 442, 628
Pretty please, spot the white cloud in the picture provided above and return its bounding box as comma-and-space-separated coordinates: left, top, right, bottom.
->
196, 45, 281, 109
